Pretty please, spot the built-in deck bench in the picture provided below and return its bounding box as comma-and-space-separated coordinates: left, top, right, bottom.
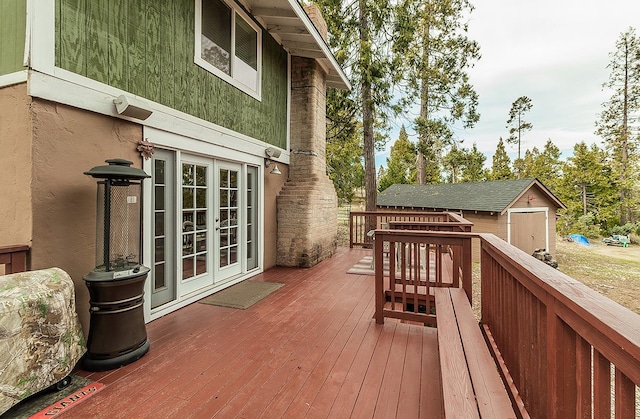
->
435, 287, 516, 418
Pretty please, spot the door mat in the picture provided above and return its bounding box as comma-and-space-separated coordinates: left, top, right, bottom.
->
198, 281, 284, 309
1, 376, 104, 419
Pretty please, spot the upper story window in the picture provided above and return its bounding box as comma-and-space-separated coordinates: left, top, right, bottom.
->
195, 0, 262, 100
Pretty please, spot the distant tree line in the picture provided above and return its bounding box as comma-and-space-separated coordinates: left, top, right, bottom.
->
313, 0, 640, 237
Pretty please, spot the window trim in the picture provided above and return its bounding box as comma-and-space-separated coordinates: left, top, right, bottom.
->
195, 0, 262, 100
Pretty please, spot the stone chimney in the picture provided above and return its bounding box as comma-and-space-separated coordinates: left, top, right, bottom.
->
276, 7, 338, 267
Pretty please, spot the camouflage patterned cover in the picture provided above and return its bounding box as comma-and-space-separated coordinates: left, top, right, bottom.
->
0, 268, 86, 414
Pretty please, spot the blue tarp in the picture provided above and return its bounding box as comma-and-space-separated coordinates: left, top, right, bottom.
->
569, 234, 590, 246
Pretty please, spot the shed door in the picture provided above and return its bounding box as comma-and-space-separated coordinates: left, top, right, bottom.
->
509, 210, 547, 255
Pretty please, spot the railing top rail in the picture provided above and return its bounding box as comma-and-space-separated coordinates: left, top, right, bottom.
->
350, 211, 474, 225
479, 233, 640, 371
0, 244, 30, 254
376, 230, 478, 239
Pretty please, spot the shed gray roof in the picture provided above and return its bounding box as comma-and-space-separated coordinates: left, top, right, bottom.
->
377, 178, 564, 213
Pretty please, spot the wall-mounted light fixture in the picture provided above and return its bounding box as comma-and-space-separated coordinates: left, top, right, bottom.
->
265, 147, 282, 175
113, 95, 153, 120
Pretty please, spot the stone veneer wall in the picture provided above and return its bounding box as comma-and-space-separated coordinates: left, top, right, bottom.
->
276, 8, 338, 267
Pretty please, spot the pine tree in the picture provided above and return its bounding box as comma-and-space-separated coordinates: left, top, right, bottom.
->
461, 143, 487, 182
378, 126, 417, 191
489, 138, 512, 180
393, 0, 480, 184
442, 145, 466, 183
315, 0, 397, 214
557, 142, 617, 232
595, 27, 640, 224
506, 96, 533, 160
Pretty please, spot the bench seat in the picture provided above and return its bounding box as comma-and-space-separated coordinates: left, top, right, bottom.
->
435, 287, 516, 418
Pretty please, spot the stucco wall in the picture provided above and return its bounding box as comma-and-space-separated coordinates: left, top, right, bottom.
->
0, 83, 32, 249
30, 99, 142, 336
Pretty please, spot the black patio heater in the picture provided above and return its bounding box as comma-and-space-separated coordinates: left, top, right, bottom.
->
82, 158, 150, 371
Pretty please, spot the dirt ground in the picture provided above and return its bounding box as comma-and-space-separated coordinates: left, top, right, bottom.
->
555, 236, 640, 315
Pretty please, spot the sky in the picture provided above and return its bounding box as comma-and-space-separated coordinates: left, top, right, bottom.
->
376, 0, 640, 169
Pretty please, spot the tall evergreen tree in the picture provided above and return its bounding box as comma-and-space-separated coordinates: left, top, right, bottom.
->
461, 143, 487, 182
442, 145, 466, 183
506, 96, 533, 160
314, 0, 397, 214
595, 27, 640, 224
490, 137, 513, 180
511, 140, 561, 192
378, 126, 417, 191
393, 0, 480, 184
557, 142, 617, 231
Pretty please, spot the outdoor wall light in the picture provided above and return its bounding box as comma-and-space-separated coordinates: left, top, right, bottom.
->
113, 95, 153, 120
265, 147, 282, 175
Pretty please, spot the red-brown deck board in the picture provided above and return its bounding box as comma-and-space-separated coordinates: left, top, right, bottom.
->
67, 247, 443, 418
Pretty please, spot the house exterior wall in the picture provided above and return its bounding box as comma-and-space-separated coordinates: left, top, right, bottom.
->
0, 0, 26, 76
54, 0, 288, 148
24, 100, 286, 334
28, 99, 142, 336
0, 84, 32, 249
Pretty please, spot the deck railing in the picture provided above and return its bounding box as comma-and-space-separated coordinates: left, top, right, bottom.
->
371, 228, 640, 417
479, 233, 640, 418
349, 211, 473, 248
0, 244, 29, 274
373, 230, 473, 325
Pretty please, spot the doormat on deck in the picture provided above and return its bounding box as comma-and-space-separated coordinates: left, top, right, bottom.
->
2, 376, 104, 419
198, 281, 284, 309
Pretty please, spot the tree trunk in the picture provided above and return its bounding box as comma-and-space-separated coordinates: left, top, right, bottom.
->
620, 39, 630, 224
360, 2, 376, 214
417, 1, 431, 185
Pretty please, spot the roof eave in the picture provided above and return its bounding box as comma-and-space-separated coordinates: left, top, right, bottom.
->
250, 1, 351, 90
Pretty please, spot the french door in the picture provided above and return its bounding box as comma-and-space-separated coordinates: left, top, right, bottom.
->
150, 151, 259, 310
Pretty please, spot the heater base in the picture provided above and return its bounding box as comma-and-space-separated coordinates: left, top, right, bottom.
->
82, 339, 150, 372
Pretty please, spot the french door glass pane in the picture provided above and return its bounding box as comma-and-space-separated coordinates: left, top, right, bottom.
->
182, 162, 208, 280
219, 167, 239, 268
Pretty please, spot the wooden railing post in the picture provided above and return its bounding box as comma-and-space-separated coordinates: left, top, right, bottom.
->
374, 231, 385, 324
462, 237, 472, 303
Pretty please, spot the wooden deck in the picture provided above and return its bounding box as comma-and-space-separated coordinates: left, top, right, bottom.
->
69, 247, 444, 418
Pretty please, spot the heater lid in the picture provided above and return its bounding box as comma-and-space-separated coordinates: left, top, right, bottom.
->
84, 158, 150, 180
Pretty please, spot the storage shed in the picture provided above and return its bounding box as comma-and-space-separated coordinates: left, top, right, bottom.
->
377, 178, 566, 260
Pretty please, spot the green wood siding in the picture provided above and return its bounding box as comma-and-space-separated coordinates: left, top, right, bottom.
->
55, 0, 288, 148
0, 0, 27, 76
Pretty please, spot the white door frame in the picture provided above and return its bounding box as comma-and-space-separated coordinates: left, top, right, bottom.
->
506, 207, 549, 251
142, 128, 265, 322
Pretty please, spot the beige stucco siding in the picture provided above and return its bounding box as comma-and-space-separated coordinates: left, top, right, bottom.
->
0, 83, 32, 249
30, 99, 142, 335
